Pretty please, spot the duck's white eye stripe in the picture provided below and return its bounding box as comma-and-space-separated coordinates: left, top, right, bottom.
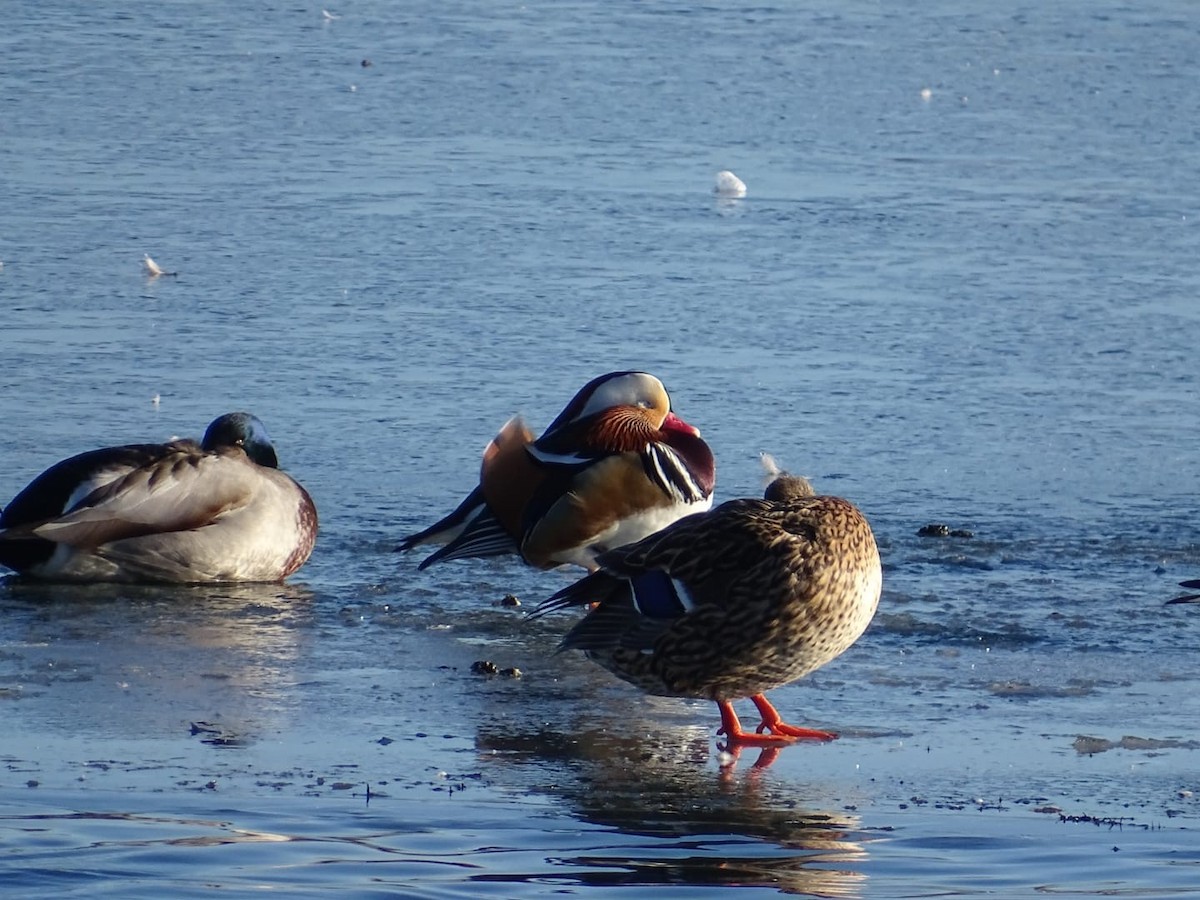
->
576, 373, 662, 420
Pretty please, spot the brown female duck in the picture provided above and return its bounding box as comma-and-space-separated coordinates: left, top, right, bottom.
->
534, 469, 881, 746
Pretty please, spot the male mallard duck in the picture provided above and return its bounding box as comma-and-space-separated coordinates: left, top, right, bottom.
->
398, 371, 716, 571
1168, 580, 1200, 604
533, 471, 881, 746
0, 412, 317, 583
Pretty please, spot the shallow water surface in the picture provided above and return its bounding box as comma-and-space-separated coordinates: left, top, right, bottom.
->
2, 0, 1200, 896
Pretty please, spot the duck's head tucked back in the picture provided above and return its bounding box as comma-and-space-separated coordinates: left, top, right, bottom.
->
397, 370, 716, 572
0, 412, 316, 583
763, 474, 816, 502
760, 453, 815, 502
202, 412, 279, 468
551, 371, 671, 427
536, 371, 702, 458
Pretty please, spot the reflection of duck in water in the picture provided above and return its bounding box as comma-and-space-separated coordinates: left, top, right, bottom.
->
534, 464, 881, 748
0, 413, 317, 583
475, 722, 868, 896
398, 371, 715, 572
1, 579, 316, 753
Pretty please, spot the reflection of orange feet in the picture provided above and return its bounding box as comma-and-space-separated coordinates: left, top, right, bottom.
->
715, 741, 782, 770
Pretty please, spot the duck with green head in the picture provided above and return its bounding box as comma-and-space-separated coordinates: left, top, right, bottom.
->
0, 412, 317, 583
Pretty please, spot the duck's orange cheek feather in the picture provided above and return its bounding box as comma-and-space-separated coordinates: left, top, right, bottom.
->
578, 407, 662, 453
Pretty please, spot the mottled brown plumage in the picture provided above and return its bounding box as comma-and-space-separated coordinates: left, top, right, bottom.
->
759, 453, 815, 502
535, 474, 882, 746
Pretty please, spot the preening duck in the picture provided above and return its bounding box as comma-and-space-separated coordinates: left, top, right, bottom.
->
398, 371, 716, 571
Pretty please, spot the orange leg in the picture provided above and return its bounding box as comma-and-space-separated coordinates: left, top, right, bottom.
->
716, 699, 798, 747
750, 694, 838, 741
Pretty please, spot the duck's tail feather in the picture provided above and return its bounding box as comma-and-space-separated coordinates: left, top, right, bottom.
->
396, 486, 487, 553
415, 507, 518, 569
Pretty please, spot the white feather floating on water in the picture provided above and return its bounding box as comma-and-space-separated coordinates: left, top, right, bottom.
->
143, 254, 177, 278
714, 170, 747, 198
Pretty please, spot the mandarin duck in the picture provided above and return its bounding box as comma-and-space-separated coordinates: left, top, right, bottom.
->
397, 371, 716, 571
0, 413, 317, 583
1168, 580, 1200, 604
533, 469, 882, 747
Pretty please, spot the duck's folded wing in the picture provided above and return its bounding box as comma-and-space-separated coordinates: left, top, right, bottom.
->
519, 451, 665, 563
0, 442, 188, 529
534, 568, 690, 653
593, 497, 770, 577
26, 451, 257, 547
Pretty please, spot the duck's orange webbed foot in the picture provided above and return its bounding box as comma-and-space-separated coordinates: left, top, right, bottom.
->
716, 699, 800, 747
750, 694, 838, 741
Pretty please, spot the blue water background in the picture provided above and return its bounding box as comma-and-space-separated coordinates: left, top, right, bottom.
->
2, 1, 1199, 896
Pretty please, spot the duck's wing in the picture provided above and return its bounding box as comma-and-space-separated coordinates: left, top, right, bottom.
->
1, 442, 189, 529
519, 450, 660, 565
20, 447, 260, 548
518, 438, 715, 569
532, 498, 774, 649
397, 416, 535, 563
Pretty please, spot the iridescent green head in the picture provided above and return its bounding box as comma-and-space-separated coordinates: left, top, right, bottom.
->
202, 412, 279, 468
